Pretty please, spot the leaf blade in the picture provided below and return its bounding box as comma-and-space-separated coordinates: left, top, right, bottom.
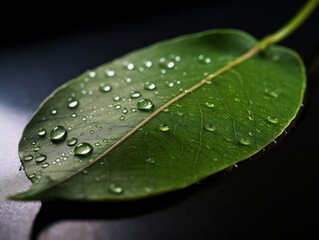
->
12, 29, 305, 201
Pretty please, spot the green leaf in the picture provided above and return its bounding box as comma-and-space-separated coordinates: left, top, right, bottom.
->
11, 29, 305, 201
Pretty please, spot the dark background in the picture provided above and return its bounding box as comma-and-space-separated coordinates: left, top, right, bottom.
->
1, 0, 319, 239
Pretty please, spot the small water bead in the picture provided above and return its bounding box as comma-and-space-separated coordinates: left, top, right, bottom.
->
41, 162, 50, 168
119, 116, 125, 121
144, 82, 156, 90
131, 108, 137, 112
114, 105, 121, 110
204, 102, 215, 108
109, 183, 123, 194
23, 155, 34, 161
145, 60, 152, 68
50, 126, 67, 143
123, 61, 134, 70
82, 117, 87, 121
113, 95, 121, 101
145, 158, 156, 164
105, 69, 115, 77
205, 124, 216, 132
71, 113, 77, 118
37, 128, 46, 137
124, 77, 132, 83
162, 108, 169, 113
130, 91, 141, 98
29, 173, 36, 179
198, 55, 211, 64
33, 146, 40, 152
88, 71, 96, 78
122, 108, 128, 114
35, 154, 47, 163
137, 99, 154, 111
239, 138, 250, 146
68, 98, 79, 109
99, 83, 112, 93
159, 123, 170, 132
67, 138, 78, 146
267, 116, 278, 124
74, 143, 93, 156
51, 109, 58, 115
264, 89, 278, 98
159, 58, 175, 69
165, 81, 174, 87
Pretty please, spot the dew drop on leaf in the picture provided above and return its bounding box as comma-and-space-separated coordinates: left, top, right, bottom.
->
74, 143, 93, 156
35, 154, 47, 163
267, 116, 278, 124
159, 123, 170, 132
204, 102, 215, 108
205, 124, 216, 132
130, 91, 141, 98
33, 146, 40, 152
50, 126, 67, 143
145, 158, 156, 164
109, 184, 123, 194
264, 89, 278, 98
23, 155, 33, 161
67, 138, 78, 146
41, 162, 50, 168
68, 98, 79, 109
105, 69, 115, 77
137, 99, 154, 111
239, 138, 250, 146
51, 109, 58, 115
99, 84, 112, 93
37, 128, 46, 137
144, 82, 156, 90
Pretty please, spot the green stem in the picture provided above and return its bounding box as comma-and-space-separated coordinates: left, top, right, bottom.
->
258, 0, 319, 49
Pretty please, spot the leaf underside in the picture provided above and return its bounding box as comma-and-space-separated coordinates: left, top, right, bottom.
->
12, 29, 305, 201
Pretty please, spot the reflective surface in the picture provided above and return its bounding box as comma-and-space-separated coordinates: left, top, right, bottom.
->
1, 0, 319, 239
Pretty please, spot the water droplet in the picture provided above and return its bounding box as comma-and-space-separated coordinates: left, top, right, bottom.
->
205, 102, 215, 108
265, 89, 278, 98
159, 123, 169, 132
71, 113, 77, 118
205, 124, 216, 132
105, 69, 115, 77
68, 98, 79, 109
267, 116, 278, 124
41, 162, 50, 168
51, 109, 58, 115
122, 108, 128, 114
130, 91, 141, 98
88, 71, 96, 78
23, 155, 33, 161
145, 60, 152, 68
99, 83, 112, 92
113, 95, 121, 101
67, 137, 78, 146
123, 61, 134, 70
145, 158, 156, 164
137, 99, 154, 111
109, 183, 123, 194
74, 142, 93, 156
162, 107, 169, 112
165, 81, 174, 87
35, 154, 47, 163
114, 105, 121, 110
50, 126, 67, 143
144, 82, 156, 90
239, 138, 250, 146
198, 55, 211, 63
159, 58, 175, 69
37, 128, 46, 137
33, 146, 40, 152
124, 77, 132, 83
119, 116, 125, 121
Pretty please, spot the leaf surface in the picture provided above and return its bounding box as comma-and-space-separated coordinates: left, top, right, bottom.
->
12, 29, 305, 201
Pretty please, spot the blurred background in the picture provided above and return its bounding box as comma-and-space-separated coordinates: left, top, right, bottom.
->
1, 0, 318, 239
